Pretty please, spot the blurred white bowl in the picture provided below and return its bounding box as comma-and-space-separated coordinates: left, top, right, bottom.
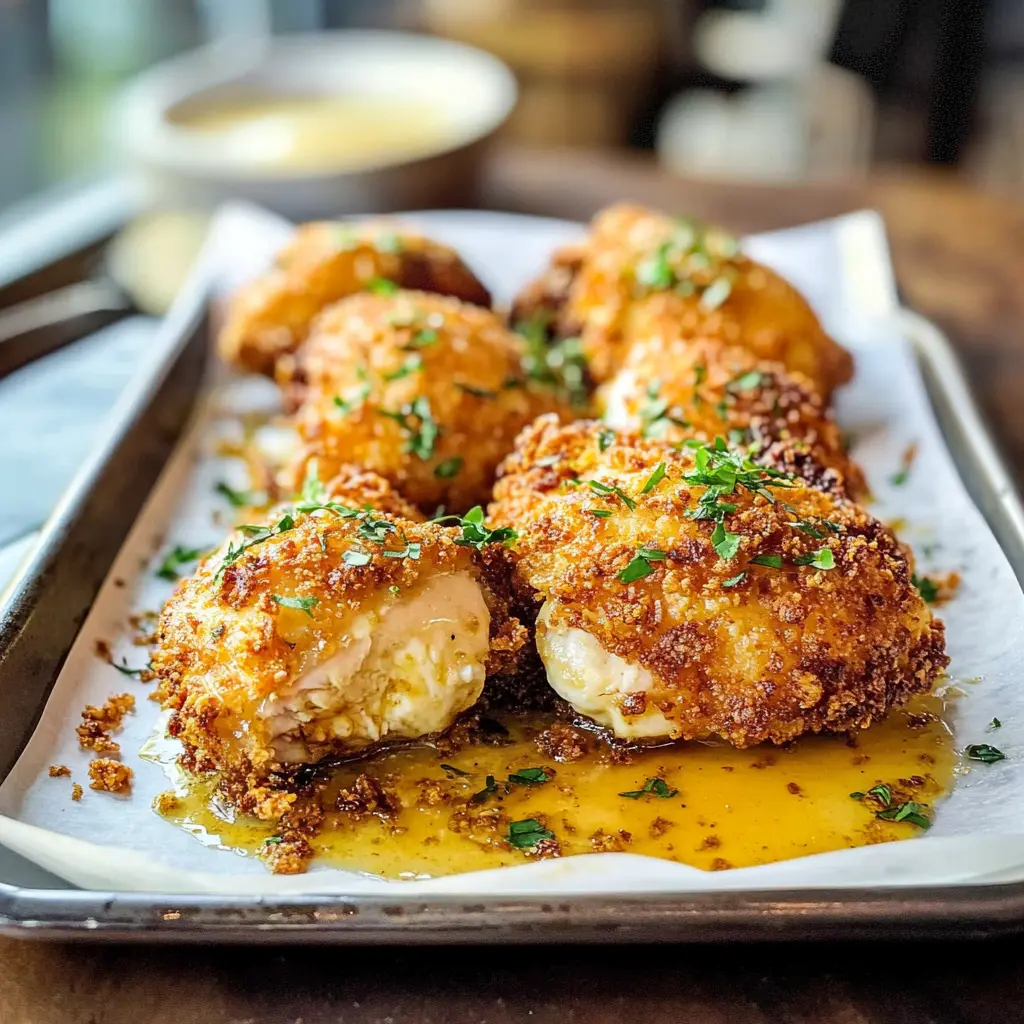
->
117, 31, 518, 219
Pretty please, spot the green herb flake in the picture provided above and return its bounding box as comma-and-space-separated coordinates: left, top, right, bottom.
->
215, 481, 262, 508
434, 457, 463, 479
262, 835, 284, 846
727, 370, 762, 392
751, 553, 783, 568
506, 818, 556, 850
155, 544, 205, 582
989, 718, 1002, 730
965, 743, 1006, 764
700, 275, 733, 311
383, 354, 423, 381
379, 395, 439, 461
636, 243, 674, 291
711, 522, 741, 561
722, 572, 747, 588
405, 328, 438, 350
343, 548, 372, 568
366, 277, 399, 296
586, 508, 613, 519
434, 506, 517, 550
891, 443, 917, 486
793, 548, 835, 571
640, 462, 667, 495
440, 763, 470, 777
271, 594, 319, 617
587, 479, 637, 511
470, 774, 499, 805
618, 548, 666, 584
875, 801, 932, 829
508, 767, 551, 786
912, 573, 939, 604
619, 777, 679, 800
597, 428, 616, 452
112, 659, 146, 678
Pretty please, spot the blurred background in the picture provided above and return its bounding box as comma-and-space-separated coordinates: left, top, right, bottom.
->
0, 0, 1019, 223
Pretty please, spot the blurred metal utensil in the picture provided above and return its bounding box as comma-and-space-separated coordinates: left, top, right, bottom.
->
0, 209, 208, 381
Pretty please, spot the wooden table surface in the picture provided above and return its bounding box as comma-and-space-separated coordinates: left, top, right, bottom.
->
4, 149, 1024, 1024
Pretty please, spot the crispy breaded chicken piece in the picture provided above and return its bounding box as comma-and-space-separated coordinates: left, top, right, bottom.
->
280, 291, 567, 513
489, 416, 947, 747
152, 470, 522, 818
512, 203, 853, 398
598, 335, 867, 499
218, 221, 491, 375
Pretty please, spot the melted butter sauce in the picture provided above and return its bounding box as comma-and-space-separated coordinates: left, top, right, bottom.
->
149, 693, 956, 879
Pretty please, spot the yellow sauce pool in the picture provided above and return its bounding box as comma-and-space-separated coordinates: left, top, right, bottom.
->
149, 694, 956, 879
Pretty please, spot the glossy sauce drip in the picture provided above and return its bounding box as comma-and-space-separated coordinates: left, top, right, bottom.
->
151, 693, 956, 879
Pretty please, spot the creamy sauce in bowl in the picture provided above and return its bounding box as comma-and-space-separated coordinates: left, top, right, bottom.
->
169, 93, 453, 173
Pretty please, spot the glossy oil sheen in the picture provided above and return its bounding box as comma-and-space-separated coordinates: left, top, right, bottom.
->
151, 693, 955, 879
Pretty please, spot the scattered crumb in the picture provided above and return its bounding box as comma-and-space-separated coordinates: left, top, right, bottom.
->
335, 774, 399, 818
88, 758, 133, 794
260, 835, 314, 875
48, 765, 71, 778
76, 692, 136, 753
649, 816, 674, 838
787, 782, 802, 795
94, 638, 113, 662
416, 778, 452, 807
113, 578, 126, 589
535, 722, 591, 762
749, 757, 775, 770
697, 835, 721, 851
590, 828, 627, 852
71, 783, 83, 802
525, 837, 561, 859
153, 790, 182, 814
709, 858, 733, 871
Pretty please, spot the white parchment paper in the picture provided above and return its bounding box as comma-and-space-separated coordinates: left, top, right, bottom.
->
1, 204, 1021, 896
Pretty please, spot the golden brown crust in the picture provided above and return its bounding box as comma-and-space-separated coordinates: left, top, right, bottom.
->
218, 221, 491, 375
489, 416, 947, 747
151, 471, 524, 818
280, 291, 567, 513
512, 203, 853, 398
88, 759, 133, 794
598, 335, 866, 499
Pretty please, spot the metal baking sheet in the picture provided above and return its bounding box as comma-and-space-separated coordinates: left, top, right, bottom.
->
1, 213, 1023, 942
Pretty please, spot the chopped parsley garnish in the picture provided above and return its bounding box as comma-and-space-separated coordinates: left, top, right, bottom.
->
433, 506, 517, 550
694, 364, 707, 387
722, 572, 746, 587
639, 381, 688, 438
597, 427, 616, 452
640, 462, 667, 494
434, 457, 463, 479
891, 443, 917, 486
378, 395, 439, 460
515, 316, 589, 407
619, 777, 678, 800
587, 479, 636, 511
333, 368, 372, 415
155, 544, 205, 582
618, 548, 667, 583
215, 481, 263, 508
711, 523, 741, 560
508, 767, 551, 786
262, 835, 284, 846
408, 327, 438, 348
455, 382, 498, 399
382, 542, 421, 560
383, 354, 423, 381
912, 573, 939, 604
375, 231, 403, 254
751, 553, 783, 568
470, 774, 499, 804
271, 594, 319, 617
700, 275, 733, 311
965, 743, 1006, 764
850, 783, 931, 829
989, 718, 1002, 730
112, 659, 147, 678
217, 513, 296, 579
586, 508, 614, 519
342, 548, 371, 567
793, 548, 835, 571
440, 763, 469, 777
727, 370, 762, 392
366, 277, 399, 295
636, 243, 674, 290
506, 818, 555, 850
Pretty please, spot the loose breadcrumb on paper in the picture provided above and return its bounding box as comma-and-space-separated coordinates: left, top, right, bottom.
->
88, 758, 133, 794
153, 790, 182, 814
71, 783, 83, 802
76, 692, 136, 753
48, 765, 71, 778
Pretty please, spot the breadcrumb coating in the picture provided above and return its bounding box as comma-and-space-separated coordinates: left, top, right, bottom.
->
598, 335, 866, 499
152, 470, 524, 818
512, 203, 853, 398
88, 759, 133, 794
218, 221, 491, 375
489, 416, 947, 747
280, 291, 566, 513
